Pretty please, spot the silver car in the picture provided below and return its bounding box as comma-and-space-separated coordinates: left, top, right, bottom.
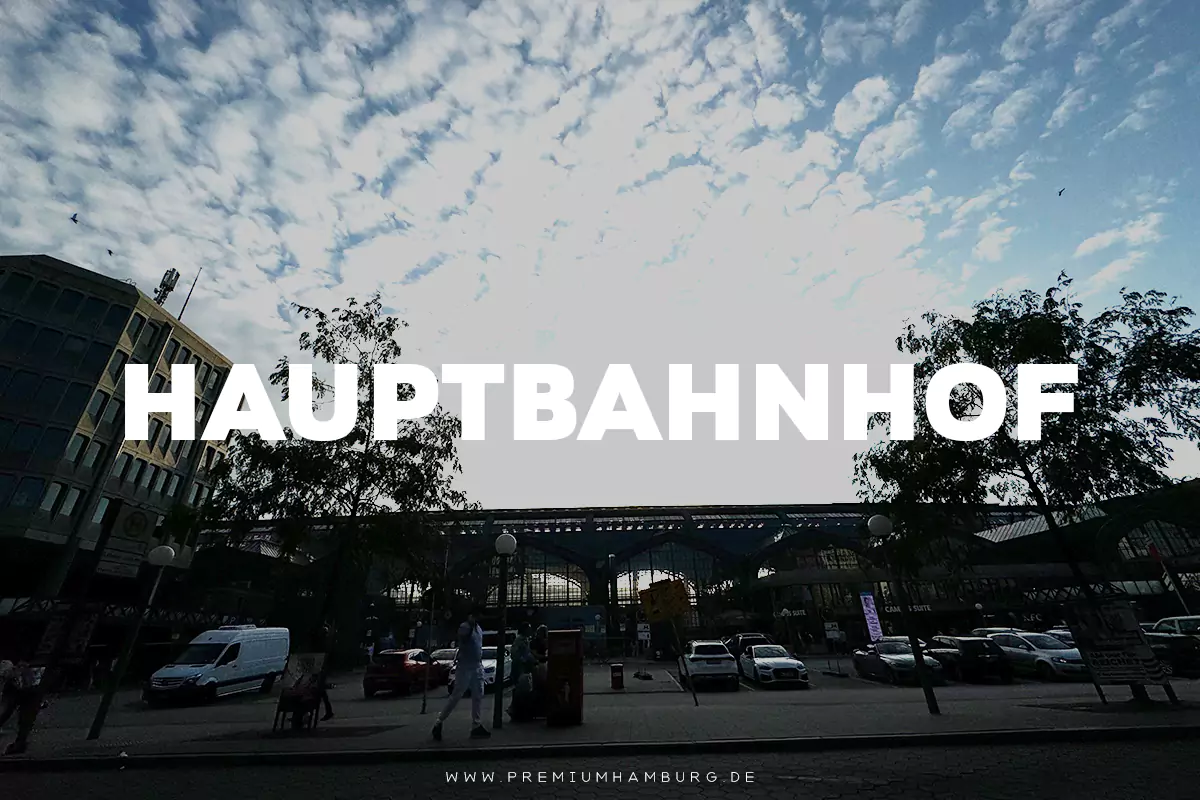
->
738, 644, 810, 688
988, 632, 1088, 680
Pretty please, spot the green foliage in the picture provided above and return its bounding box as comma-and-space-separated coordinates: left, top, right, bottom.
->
855, 273, 1200, 554
205, 292, 477, 582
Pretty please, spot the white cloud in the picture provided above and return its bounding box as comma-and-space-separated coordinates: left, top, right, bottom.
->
911, 52, 975, 105
1092, 0, 1151, 48
854, 111, 922, 172
972, 213, 1017, 262
1073, 213, 1164, 257
832, 76, 897, 137
1043, 85, 1092, 135
1001, 0, 1094, 61
1103, 87, 1168, 139
1083, 252, 1145, 296
1074, 52, 1102, 77
969, 82, 1047, 149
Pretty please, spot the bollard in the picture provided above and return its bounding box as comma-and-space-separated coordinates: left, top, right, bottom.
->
610, 662, 624, 690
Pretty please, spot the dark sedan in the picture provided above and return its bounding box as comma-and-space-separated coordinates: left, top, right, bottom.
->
926, 636, 1013, 683
852, 640, 945, 685
1147, 632, 1200, 679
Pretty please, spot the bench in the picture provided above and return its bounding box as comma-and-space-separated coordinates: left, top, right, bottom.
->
272, 653, 326, 733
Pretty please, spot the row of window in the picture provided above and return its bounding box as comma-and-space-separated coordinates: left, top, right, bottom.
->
160, 336, 223, 395
0, 469, 212, 519
0, 369, 93, 423
0, 271, 133, 341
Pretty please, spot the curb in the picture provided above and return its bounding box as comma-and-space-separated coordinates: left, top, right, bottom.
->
3, 724, 1199, 772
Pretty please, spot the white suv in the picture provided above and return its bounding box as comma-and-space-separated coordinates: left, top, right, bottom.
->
678, 640, 739, 691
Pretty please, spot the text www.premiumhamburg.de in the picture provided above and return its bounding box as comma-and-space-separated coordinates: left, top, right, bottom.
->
445, 771, 756, 784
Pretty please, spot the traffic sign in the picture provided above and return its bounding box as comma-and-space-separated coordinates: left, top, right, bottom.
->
639, 579, 690, 623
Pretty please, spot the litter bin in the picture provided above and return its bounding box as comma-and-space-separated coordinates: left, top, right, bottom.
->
610, 663, 624, 690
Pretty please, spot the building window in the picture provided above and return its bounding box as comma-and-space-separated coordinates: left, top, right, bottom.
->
152, 469, 168, 493
41, 482, 65, 512
203, 446, 215, 471
140, 465, 156, 490
91, 497, 110, 524
127, 313, 146, 342
82, 441, 104, 470
167, 474, 181, 497
107, 351, 128, 384
30, 328, 63, 359
54, 383, 92, 424
99, 305, 132, 339
77, 297, 108, 330
196, 363, 210, 391
147, 419, 163, 447
130, 459, 148, 486
34, 428, 70, 462
196, 402, 209, 423
207, 368, 222, 392
150, 374, 166, 393
9, 423, 41, 456
0, 319, 35, 354
0, 418, 13, 450
0, 474, 13, 506
176, 346, 191, 364
53, 289, 84, 318
81, 342, 113, 378
34, 377, 67, 411
58, 487, 83, 517
101, 398, 122, 426
58, 335, 89, 368
190, 482, 204, 505
11, 476, 45, 508
66, 433, 89, 464
162, 339, 179, 365
86, 390, 110, 422
0, 272, 32, 303
111, 452, 131, 480
28, 281, 58, 312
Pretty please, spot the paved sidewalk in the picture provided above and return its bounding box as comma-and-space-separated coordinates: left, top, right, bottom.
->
3, 670, 1197, 765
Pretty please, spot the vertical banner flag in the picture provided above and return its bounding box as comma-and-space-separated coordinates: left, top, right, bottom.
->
860, 591, 884, 642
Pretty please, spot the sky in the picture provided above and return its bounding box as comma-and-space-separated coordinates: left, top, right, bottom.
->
2, 0, 1199, 510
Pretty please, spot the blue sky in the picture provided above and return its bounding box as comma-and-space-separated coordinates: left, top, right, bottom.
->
2, 0, 1198, 507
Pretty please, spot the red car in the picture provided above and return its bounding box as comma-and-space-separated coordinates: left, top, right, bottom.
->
363, 649, 447, 698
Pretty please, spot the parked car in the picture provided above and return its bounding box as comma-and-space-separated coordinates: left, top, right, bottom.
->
925, 636, 1013, 683
678, 640, 739, 690
447, 645, 512, 696
738, 644, 810, 688
723, 633, 774, 672
852, 640, 944, 685
970, 627, 1022, 637
878, 636, 928, 649
988, 632, 1088, 680
1043, 628, 1075, 647
363, 649, 446, 698
1146, 632, 1200, 679
145, 625, 290, 705
430, 648, 458, 673
1150, 616, 1200, 638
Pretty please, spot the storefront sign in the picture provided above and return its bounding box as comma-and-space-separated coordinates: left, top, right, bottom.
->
884, 604, 933, 613
859, 592, 884, 642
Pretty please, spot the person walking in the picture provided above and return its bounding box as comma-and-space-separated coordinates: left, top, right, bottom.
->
0, 652, 44, 756
506, 623, 537, 721
432, 606, 489, 740
313, 623, 335, 722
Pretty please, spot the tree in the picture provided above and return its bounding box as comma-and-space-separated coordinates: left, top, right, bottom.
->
856, 273, 1200, 606
206, 293, 477, 653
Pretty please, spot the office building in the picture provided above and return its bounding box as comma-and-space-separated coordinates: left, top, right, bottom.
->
0, 254, 233, 599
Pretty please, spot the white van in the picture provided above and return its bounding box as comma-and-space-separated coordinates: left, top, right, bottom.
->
145, 625, 290, 704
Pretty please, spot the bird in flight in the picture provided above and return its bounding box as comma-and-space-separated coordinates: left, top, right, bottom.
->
1058, 188, 1065, 196
107, 249, 114, 256
70, 213, 78, 223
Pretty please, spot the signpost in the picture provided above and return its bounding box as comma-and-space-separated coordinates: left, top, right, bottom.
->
639, 580, 698, 706
1069, 597, 1177, 704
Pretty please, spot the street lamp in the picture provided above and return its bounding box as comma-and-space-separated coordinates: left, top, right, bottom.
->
866, 514, 940, 716
88, 544, 176, 740
492, 533, 517, 730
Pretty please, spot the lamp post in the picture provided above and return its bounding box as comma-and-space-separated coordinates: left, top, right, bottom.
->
867, 515, 940, 716
492, 533, 517, 730
88, 544, 175, 740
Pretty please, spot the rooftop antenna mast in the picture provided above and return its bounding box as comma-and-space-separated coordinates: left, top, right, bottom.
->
153, 268, 181, 305
178, 268, 202, 321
